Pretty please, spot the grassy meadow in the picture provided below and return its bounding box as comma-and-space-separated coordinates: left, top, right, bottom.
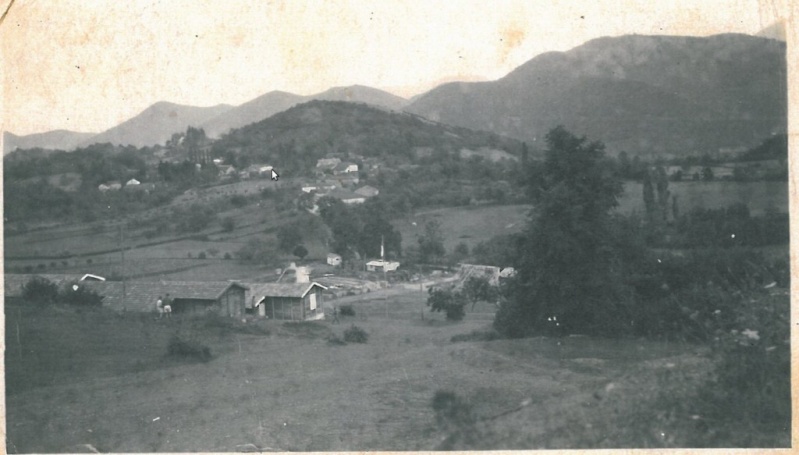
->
5, 288, 721, 452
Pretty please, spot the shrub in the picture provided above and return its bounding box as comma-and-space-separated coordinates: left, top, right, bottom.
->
60, 283, 104, 307
326, 334, 347, 346
431, 390, 480, 449
221, 217, 235, 232
167, 335, 212, 362
198, 251, 207, 259
343, 325, 368, 343
451, 329, 500, 343
223, 252, 232, 260
22, 276, 59, 305
427, 287, 466, 321
339, 305, 356, 316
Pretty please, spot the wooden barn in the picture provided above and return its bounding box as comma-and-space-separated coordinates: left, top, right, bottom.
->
79, 280, 249, 317
245, 282, 328, 321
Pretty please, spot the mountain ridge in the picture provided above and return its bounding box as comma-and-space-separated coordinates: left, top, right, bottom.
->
405, 33, 786, 157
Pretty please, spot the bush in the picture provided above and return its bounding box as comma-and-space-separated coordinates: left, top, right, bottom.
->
343, 325, 368, 343
339, 305, 356, 316
60, 283, 104, 307
450, 329, 500, 343
223, 252, 232, 260
427, 287, 466, 321
326, 334, 347, 346
221, 217, 235, 232
167, 335, 212, 362
694, 294, 790, 445
198, 251, 207, 259
431, 390, 481, 449
22, 276, 59, 305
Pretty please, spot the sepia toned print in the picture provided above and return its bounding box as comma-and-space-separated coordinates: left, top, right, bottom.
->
1, 1, 794, 452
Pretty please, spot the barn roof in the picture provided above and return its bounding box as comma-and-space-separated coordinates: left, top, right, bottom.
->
7, 278, 248, 312
88, 281, 249, 312
244, 282, 328, 307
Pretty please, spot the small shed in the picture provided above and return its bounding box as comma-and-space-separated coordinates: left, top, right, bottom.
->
366, 260, 400, 272
245, 282, 328, 321
327, 253, 342, 266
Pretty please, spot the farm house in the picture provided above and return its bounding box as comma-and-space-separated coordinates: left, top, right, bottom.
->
366, 260, 400, 272
76, 280, 249, 317
245, 282, 328, 321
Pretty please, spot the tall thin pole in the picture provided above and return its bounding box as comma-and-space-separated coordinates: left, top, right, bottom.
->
120, 224, 126, 311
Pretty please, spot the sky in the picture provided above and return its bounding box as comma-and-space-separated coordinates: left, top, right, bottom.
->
1, 0, 792, 136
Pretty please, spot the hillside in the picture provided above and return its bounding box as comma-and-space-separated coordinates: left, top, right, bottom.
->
78, 102, 234, 148
4, 130, 97, 155
202, 85, 407, 138
406, 34, 786, 157
212, 100, 523, 171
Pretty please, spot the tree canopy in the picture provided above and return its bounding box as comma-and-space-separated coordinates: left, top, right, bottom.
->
495, 126, 632, 338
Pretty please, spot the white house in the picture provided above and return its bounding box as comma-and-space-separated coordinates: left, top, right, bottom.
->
327, 253, 342, 266
366, 260, 400, 272
126, 178, 141, 186
301, 183, 319, 193
333, 162, 359, 175
316, 158, 341, 170
354, 185, 379, 198
328, 189, 365, 205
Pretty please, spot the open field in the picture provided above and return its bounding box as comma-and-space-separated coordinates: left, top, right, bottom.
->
618, 180, 788, 216
6, 287, 723, 452
5, 180, 788, 280
395, 205, 531, 251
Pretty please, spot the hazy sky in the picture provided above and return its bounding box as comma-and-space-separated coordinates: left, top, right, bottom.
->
1, 0, 791, 135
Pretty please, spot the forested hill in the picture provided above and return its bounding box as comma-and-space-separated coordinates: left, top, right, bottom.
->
212, 100, 526, 173
406, 33, 786, 157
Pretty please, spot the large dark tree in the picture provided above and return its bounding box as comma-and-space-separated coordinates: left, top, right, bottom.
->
495, 126, 632, 338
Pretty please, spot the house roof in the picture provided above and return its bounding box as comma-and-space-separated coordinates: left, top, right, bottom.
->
70, 280, 248, 312
334, 162, 356, 171
244, 282, 328, 307
354, 185, 378, 196
327, 189, 364, 201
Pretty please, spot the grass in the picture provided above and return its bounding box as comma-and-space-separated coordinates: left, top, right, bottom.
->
7, 287, 758, 452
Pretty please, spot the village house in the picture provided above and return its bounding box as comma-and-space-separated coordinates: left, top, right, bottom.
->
243, 164, 273, 179
354, 185, 379, 198
326, 188, 366, 205
126, 178, 141, 186
216, 164, 237, 179
333, 171, 360, 187
244, 282, 328, 320
124, 182, 156, 193
326, 253, 342, 266
366, 259, 400, 272
333, 162, 359, 175
98, 181, 122, 192
301, 182, 319, 193
83, 281, 249, 317
316, 157, 341, 171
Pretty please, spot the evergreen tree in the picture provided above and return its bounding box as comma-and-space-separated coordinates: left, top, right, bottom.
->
495, 126, 631, 338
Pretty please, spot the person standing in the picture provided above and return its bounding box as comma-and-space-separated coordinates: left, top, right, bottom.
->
163, 293, 173, 319
156, 296, 164, 319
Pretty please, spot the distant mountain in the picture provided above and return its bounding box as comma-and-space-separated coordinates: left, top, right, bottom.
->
213, 100, 522, 171
200, 91, 306, 138
201, 85, 407, 138
311, 85, 406, 110
79, 102, 234, 148
4, 130, 97, 154
406, 33, 787, 157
